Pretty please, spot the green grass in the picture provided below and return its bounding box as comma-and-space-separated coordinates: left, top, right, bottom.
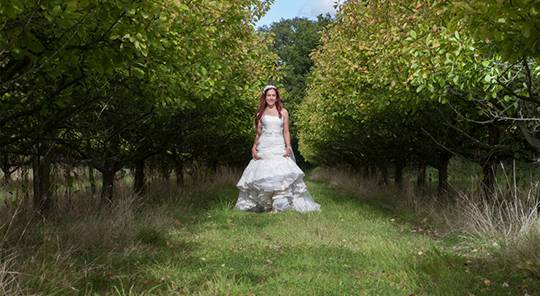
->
14, 180, 540, 295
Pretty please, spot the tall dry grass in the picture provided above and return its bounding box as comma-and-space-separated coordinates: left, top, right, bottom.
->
310, 167, 439, 220
451, 183, 540, 241
0, 191, 25, 294
310, 166, 540, 276
0, 252, 22, 295
145, 166, 241, 199
0, 165, 242, 293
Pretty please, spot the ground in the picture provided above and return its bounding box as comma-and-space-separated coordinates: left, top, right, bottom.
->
15, 180, 539, 295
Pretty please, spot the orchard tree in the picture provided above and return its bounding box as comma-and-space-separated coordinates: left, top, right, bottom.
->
0, 0, 278, 208
298, 0, 533, 195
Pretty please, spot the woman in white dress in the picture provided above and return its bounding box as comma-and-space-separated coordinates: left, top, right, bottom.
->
235, 85, 320, 213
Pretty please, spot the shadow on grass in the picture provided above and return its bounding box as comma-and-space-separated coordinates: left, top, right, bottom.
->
411, 246, 540, 295
58, 184, 297, 293
25, 180, 539, 295
75, 237, 538, 295
135, 180, 539, 295
306, 179, 540, 295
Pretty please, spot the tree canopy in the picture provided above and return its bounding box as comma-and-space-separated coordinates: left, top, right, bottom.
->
0, 0, 280, 209
297, 0, 539, 193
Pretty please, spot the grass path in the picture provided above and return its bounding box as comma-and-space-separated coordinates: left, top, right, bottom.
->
46, 180, 538, 295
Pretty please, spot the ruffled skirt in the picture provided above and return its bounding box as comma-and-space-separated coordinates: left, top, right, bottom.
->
235, 148, 320, 213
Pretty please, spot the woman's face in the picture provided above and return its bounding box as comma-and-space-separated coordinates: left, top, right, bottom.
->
265, 89, 277, 107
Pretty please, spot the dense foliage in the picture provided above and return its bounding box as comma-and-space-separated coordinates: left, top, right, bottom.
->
297, 0, 539, 193
259, 15, 332, 167
0, 0, 278, 209
259, 15, 332, 111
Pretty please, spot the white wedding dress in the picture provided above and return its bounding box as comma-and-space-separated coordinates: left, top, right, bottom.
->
235, 114, 320, 213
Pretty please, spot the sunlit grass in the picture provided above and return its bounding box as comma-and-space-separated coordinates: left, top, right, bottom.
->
2, 176, 539, 295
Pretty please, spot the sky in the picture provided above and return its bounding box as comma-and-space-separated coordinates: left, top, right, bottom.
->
256, 0, 342, 28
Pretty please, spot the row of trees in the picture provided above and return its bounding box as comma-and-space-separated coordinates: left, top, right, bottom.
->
0, 0, 279, 211
297, 0, 539, 194
259, 15, 332, 166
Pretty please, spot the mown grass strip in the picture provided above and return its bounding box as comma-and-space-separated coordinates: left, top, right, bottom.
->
17, 181, 539, 295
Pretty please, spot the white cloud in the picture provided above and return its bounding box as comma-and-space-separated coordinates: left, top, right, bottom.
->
308, 0, 342, 17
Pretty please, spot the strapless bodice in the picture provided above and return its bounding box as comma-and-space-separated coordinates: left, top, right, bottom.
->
261, 114, 283, 137
257, 114, 285, 159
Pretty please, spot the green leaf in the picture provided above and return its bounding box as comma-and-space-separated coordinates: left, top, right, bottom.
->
178, 3, 190, 11
65, 0, 79, 11
3, 0, 24, 18
51, 5, 62, 16
23, 30, 45, 53
200, 66, 208, 76
132, 66, 145, 78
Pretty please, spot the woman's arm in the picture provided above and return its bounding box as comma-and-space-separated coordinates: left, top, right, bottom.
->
282, 109, 292, 157
252, 116, 263, 160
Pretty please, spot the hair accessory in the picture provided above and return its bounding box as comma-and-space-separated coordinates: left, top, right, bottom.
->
263, 85, 277, 93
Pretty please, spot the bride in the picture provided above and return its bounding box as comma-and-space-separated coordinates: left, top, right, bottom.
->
235, 85, 320, 213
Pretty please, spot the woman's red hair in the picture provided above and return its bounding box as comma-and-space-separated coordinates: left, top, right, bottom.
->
255, 87, 283, 128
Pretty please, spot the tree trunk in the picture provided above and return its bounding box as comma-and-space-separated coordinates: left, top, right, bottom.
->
64, 165, 73, 198
160, 166, 170, 182
369, 165, 376, 180
438, 152, 451, 194
416, 159, 427, 188
1, 153, 11, 184
481, 162, 496, 197
380, 165, 388, 185
32, 147, 51, 213
362, 166, 369, 179
481, 125, 500, 198
209, 159, 218, 173
133, 159, 145, 195
175, 160, 184, 188
88, 166, 96, 194
100, 168, 116, 202
2, 168, 11, 184
394, 161, 404, 188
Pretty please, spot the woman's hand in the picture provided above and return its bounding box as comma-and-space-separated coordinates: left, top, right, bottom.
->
284, 146, 293, 157
252, 146, 261, 160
